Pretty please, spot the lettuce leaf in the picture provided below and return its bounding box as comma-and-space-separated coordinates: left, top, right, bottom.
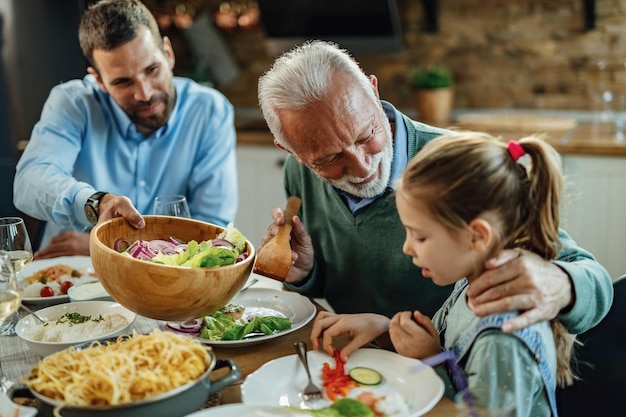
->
198, 311, 292, 341
218, 222, 247, 254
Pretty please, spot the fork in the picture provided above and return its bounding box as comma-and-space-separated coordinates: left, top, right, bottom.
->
294, 341, 324, 402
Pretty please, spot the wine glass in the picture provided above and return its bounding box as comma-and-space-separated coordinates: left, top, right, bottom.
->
0, 250, 21, 335
153, 195, 191, 218
0, 217, 33, 277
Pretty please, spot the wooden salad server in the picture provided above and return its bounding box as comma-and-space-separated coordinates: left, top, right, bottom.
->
253, 196, 302, 281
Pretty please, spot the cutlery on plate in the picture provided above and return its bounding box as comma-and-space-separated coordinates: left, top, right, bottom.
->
253, 196, 301, 281
294, 341, 324, 402
19, 304, 46, 324
239, 277, 259, 294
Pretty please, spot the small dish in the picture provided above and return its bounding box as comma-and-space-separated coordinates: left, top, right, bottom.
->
15, 300, 136, 357
68, 281, 114, 302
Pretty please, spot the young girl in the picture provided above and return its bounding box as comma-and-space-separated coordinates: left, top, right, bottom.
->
311, 131, 575, 417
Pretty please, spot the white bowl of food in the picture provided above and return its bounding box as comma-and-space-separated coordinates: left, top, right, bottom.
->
15, 300, 136, 357
68, 281, 114, 303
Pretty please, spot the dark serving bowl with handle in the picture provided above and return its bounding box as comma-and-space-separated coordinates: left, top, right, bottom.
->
7, 338, 240, 417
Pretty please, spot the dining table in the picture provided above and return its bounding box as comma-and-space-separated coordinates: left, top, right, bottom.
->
0, 273, 456, 416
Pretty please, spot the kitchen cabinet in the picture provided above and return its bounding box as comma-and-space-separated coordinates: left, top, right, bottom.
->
235, 142, 287, 249
560, 154, 626, 281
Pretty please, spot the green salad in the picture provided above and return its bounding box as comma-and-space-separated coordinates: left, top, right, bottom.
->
120, 223, 249, 268
199, 310, 292, 341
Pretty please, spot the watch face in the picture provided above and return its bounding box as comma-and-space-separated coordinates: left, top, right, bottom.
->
85, 205, 98, 225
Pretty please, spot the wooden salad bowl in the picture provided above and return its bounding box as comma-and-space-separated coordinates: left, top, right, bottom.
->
90, 216, 255, 321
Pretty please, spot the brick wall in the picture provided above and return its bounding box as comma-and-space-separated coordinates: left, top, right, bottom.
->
167, 0, 626, 111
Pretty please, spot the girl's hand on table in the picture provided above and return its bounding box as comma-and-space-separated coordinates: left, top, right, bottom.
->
310, 311, 390, 362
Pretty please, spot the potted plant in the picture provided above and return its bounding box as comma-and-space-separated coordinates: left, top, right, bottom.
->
410, 65, 454, 126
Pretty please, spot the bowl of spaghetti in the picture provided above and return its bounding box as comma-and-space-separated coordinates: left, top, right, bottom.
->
22, 330, 240, 417
89, 216, 256, 321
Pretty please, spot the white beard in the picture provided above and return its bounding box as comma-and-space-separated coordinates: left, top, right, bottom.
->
324, 139, 393, 198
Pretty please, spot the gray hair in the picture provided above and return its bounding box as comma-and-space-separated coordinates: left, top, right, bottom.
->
258, 40, 376, 148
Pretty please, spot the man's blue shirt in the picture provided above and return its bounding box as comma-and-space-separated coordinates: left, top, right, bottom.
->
14, 75, 238, 247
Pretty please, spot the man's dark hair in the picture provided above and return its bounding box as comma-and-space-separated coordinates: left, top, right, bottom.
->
78, 0, 162, 67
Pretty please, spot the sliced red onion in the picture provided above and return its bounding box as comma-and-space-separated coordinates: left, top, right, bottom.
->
180, 318, 204, 330
212, 238, 234, 250
165, 319, 203, 334
113, 238, 131, 252
169, 236, 185, 245
148, 239, 178, 255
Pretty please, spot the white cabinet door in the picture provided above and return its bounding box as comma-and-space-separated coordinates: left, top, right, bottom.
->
235, 144, 288, 249
561, 155, 626, 281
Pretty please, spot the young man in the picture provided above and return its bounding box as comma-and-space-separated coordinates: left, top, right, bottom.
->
14, 0, 237, 259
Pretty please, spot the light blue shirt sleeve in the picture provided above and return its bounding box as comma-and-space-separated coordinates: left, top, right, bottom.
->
14, 75, 237, 247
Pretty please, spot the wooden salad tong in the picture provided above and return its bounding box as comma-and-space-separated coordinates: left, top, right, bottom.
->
253, 196, 301, 281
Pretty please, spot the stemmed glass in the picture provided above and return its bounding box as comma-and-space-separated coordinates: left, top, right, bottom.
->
153, 195, 191, 218
0, 217, 32, 335
0, 217, 34, 276
0, 251, 21, 336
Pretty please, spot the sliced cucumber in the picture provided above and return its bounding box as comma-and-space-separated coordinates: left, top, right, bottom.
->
349, 367, 382, 386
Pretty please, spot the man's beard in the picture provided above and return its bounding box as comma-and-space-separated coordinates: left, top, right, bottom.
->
128, 87, 175, 134
317, 113, 394, 199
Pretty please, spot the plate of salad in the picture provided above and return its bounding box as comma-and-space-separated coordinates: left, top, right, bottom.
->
241, 348, 444, 417
164, 288, 316, 347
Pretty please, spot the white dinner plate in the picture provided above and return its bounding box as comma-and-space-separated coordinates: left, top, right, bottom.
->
166, 288, 316, 347
241, 348, 444, 417
184, 404, 307, 417
18, 256, 98, 306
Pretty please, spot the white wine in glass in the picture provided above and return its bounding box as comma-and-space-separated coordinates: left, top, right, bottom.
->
0, 217, 34, 276
0, 251, 21, 333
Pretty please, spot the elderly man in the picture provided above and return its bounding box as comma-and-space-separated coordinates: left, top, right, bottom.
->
257, 40, 612, 339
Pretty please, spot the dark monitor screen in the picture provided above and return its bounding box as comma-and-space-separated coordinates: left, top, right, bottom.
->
258, 0, 403, 54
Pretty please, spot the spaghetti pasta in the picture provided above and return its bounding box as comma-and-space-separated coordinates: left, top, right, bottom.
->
26, 329, 211, 406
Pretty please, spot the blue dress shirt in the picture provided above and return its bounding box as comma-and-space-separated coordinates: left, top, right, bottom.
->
14, 74, 238, 247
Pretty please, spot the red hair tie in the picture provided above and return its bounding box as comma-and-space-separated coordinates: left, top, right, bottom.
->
507, 140, 525, 161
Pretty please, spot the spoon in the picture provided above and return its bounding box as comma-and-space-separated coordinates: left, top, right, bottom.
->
19, 304, 46, 324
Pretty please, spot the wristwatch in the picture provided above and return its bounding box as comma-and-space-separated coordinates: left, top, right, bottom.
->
84, 191, 109, 225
